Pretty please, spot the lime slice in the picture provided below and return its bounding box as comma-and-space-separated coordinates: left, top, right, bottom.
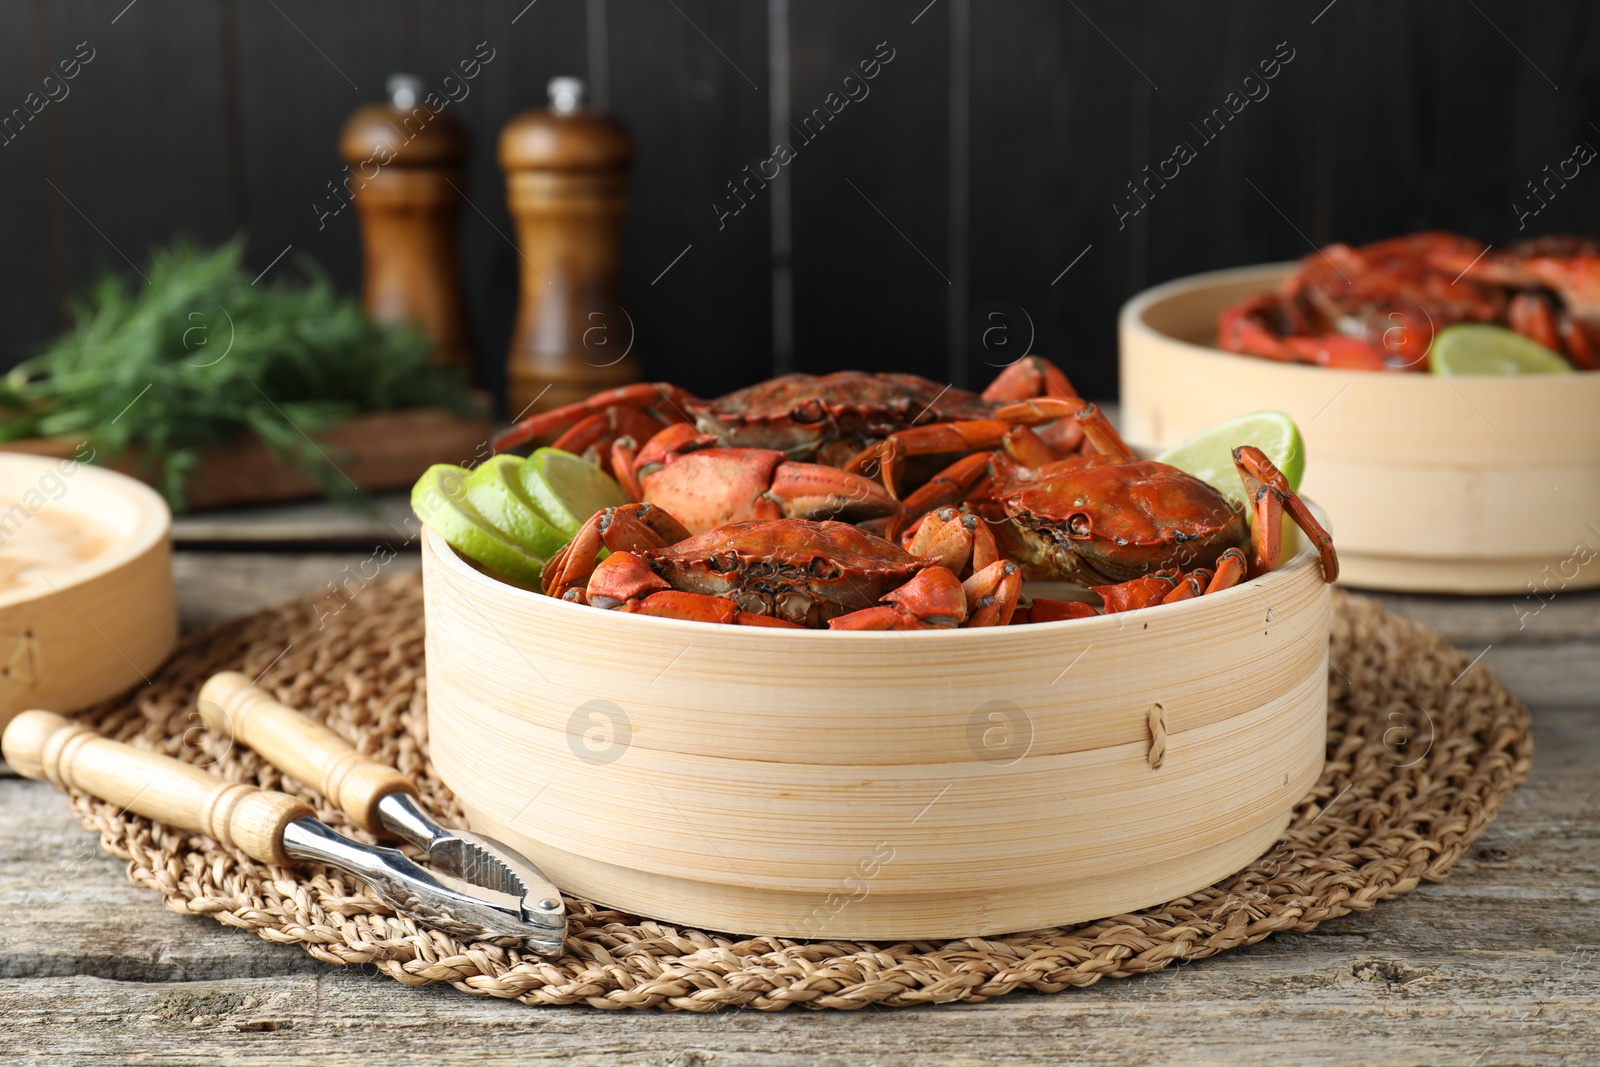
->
411, 464, 545, 589
464, 455, 568, 559
519, 447, 629, 538
1154, 411, 1306, 507
1430, 324, 1573, 375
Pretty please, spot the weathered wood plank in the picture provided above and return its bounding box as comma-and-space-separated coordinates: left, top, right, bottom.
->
1362, 588, 1600, 646
171, 494, 419, 547
0, 703, 1593, 1044
5, 946, 1599, 1067
173, 551, 421, 630
3, 529, 1596, 1060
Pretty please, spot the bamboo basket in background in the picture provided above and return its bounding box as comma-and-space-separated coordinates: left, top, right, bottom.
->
1120, 263, 1600, 594
0, 455, 175, 734
422, 522, 1332, 940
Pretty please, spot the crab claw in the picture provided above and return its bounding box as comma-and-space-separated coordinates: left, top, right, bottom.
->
962, 560, 1021, 626
1092, 572, 1180, 614
583, 551, 671, 608
543, 502, 693, 599
638, 441, 900, 535
828, 566, 967, 630
905, 507, 1001, 576
618, 590, 803, 627
1028, 598, 1100, 623
983, 355, 1083, 402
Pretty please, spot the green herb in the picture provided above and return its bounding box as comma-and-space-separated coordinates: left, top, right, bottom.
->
0, 238, 477, 511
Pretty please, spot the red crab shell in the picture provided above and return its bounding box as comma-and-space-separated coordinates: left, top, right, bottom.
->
598, 518, 927, 627
689, 372, 997, 464
985, 453, 1248, 585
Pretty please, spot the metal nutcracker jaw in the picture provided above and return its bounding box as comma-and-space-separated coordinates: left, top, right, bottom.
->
281, 818, 566, 955
375, 791, 567, 932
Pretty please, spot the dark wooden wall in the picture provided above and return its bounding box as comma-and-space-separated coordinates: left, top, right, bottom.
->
4, 0, 1598, 405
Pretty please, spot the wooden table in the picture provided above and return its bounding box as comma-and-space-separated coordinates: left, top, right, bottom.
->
4, 496, 1597, 1065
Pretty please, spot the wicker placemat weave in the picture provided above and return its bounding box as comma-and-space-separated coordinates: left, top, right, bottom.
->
59, 574, 1530, 1011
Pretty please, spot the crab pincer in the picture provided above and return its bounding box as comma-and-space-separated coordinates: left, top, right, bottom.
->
612, 422, 901, 535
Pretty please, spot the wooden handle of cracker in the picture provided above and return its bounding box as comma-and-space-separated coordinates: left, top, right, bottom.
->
1, 710, 311, 866
198, 672, 416, 834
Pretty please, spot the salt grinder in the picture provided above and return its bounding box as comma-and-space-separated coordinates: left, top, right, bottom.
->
500, 76, 639, 417
340, 74, 477, 379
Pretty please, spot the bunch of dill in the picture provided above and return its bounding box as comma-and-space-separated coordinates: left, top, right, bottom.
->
0, 239, 476, 511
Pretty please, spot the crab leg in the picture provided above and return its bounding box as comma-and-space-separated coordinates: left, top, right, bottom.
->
548, 412, 612, 458
620, 590, 802, 628
1228, 447, 1344, 585
828, 567, 967, 630
492, 382, 697, 454
990, 400, 1137, 462
1232, 446, 1339, 582
1205, 548, 1248, 593
609, 436, 645, 499
1159, 567, 1213, 604
885, 453, 992, 539
543, 503, 692, 600
635, 446, 900, 534
1509, 293, 1568, 362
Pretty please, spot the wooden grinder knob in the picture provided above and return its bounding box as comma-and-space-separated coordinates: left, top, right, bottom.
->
500, 76, 640, 417
340, 73, 476, 379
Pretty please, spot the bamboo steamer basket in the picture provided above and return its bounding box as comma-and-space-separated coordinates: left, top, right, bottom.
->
0, 454, 175, 734
422, 519, 1332, 940
1120, 263, 1600, 594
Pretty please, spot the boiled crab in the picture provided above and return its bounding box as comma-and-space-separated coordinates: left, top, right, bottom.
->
1218, 230, 1600, 370
490, 356, 1088, 471
1428, 235, 1600, 369
854, 397, 1338, 617
608, 422, 900, 536
542, 505, 1021, 630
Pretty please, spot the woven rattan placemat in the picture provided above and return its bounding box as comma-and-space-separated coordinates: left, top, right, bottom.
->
55, 574, 1529, 1010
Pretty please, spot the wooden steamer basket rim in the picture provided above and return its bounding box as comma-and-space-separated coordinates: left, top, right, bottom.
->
0, 454, 176, 733
0, 454, 170, 609
423, 521, 1332, 939
1118, 261, 1600, 594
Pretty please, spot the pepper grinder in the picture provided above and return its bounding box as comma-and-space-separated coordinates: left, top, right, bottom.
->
500, 76, 639, 417
340, 74, 476, 379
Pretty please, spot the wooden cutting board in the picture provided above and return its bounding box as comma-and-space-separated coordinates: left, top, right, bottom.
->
0, 404, 494, 512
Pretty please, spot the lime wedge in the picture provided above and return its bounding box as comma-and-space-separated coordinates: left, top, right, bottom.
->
411, 464, 545, 589
519, 447, 629, 538
464, 455, 568, 559
1154, 411, 1306, 507
1430, 324, 1573, 375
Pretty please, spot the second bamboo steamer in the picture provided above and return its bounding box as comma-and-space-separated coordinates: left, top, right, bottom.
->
1120, 263, 1600, 595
